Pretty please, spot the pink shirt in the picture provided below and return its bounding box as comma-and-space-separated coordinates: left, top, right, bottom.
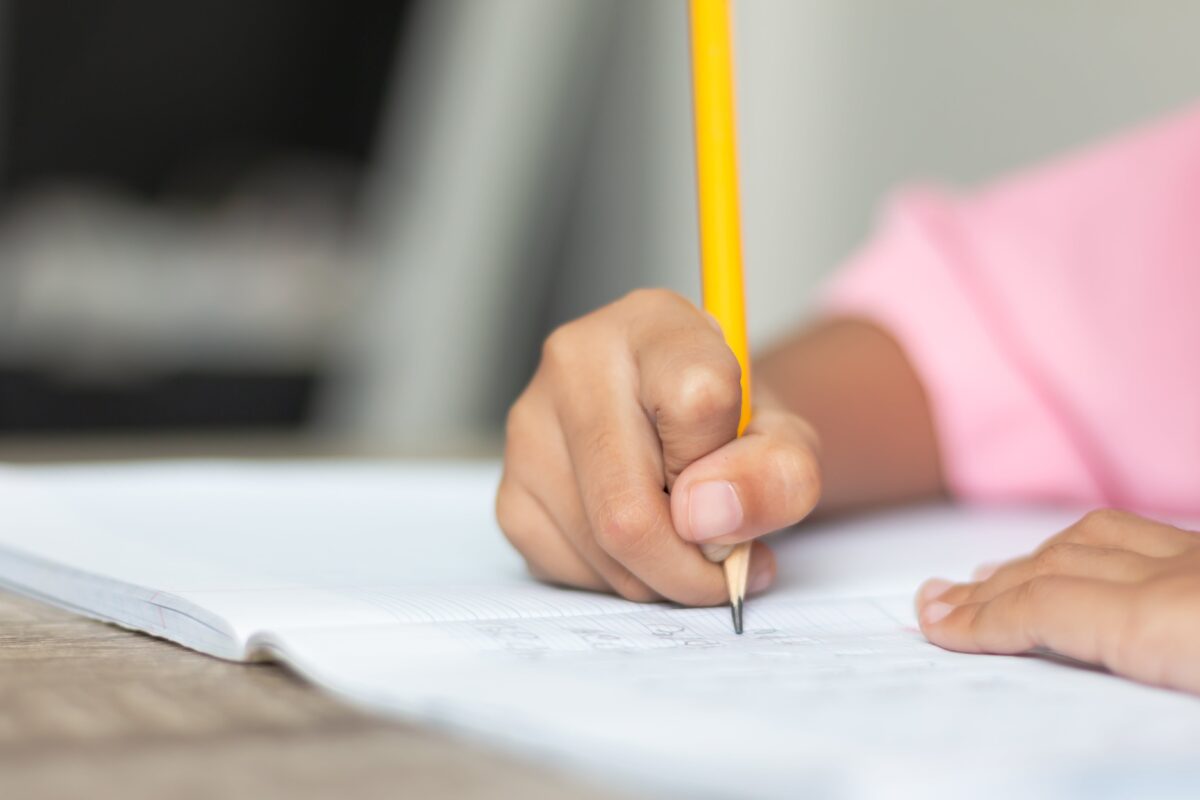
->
825, 105, 1200, 516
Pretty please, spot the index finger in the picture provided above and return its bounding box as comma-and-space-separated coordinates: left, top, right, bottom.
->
554, 369, 730, 606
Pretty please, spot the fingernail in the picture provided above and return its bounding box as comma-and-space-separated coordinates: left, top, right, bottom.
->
917, 578, 953, 605
748, 564, 772, 595
686, 481, 743, 542
921, 601, 954, 626
972, 562, 1001, 581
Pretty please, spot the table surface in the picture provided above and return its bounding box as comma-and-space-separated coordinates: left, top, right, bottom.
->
0, 434, 625, 800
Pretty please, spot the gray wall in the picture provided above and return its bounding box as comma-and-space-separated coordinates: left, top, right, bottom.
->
331, 1, 1200, 448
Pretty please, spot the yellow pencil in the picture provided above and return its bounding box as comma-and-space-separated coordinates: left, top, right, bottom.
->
687, 0, 752, 634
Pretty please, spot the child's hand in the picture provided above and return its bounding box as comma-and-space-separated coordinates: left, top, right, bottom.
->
917, 510, 1200, 694
496, 289, 821, 605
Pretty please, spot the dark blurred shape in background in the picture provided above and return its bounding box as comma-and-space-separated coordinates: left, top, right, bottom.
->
1, 1, 409, 431
1, 1, 1197, 449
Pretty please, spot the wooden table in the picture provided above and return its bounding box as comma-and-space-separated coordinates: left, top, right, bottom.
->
0, 434, 627, 800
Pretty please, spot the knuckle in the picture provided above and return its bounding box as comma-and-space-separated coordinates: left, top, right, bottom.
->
995, 579, 1040, 639
592, 496, 661, 558
1033, 542, 1074, 572
1075, 508, 1132, 539
540, 324, 577, 370
664, 359, 742, 426
621, 287, 687, 312
504, 393, 536, 442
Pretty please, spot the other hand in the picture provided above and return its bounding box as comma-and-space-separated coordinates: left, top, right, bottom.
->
917, 509, 1200, 694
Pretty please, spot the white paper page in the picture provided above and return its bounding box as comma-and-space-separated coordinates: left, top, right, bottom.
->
0, 460, 529, 644
4, 460, 1200, 799
271, 588, 1200, 800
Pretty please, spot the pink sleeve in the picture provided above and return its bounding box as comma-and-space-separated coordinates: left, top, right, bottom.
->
823, 106, 1200, 516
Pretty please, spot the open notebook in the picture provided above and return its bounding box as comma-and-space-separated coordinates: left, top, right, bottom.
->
2, 460, 1199, 799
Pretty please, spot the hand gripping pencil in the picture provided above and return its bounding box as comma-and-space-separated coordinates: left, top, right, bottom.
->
687, 0, 752, 634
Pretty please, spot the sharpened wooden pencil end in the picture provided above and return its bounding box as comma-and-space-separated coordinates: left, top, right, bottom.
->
721, 541, 752, 633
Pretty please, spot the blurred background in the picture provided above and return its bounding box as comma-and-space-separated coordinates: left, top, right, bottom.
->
1, 0, 1198, 458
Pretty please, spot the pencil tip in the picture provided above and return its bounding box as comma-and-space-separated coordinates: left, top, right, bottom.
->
732, 597, 744, 635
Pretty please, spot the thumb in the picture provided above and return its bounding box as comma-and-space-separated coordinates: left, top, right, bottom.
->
670, 408, 821, 547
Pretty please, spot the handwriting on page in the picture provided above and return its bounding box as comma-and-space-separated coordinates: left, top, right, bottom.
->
357, 592, 923, 664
